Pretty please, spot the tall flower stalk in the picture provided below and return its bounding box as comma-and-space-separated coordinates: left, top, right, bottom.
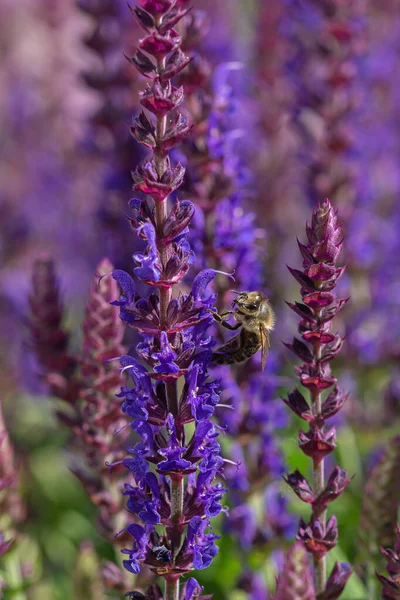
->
29, 258, 129, 545
283, 0, 365, 214
77, 0, 141, 267
28, 256, 78, 401
110, 2, 224, 599
68, 258, 129, 540
283, 200, 351, 596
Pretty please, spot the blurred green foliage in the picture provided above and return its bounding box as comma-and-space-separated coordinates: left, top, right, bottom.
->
2, 372, 397, 600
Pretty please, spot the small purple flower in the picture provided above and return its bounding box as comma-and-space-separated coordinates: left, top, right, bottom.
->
122, 524, 149, 574
151, 333, 180, 375
134, 223, 161, 282
186, 517, 219, 570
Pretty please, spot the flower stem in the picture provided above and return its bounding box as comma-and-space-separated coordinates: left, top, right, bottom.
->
153, 42, 170, 330
313, 460, 326, 593
155, 197, 171, 330
152, 89, 184, 590
170, 473, 184, 556
311, 343, 326, 594
165, 575, 180, 600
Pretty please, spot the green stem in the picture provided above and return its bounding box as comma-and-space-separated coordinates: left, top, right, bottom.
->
170, 474, 184, 557
165, 576, 180, 600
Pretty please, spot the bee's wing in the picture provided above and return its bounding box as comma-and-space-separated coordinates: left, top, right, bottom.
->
260, 323, 270, 371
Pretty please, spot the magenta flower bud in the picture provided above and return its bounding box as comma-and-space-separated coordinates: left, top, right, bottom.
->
376, 573, 400, 600
314, 468, 353, 514
161, 48, 191, 81
133, 160, 186, 202
131, 49, 157, 77
282, 388, 313, 422
140, 82, 184, 117
284, 471, 315, 504
318, 562, 352, 600
132, 5, 156, 31
299, 364, 337, 393
298, 426, 337, 463
377, 525, 400, 598
139, 0, 174, 17
382, 525, 400, 574
297, 516, 338, 561
131, 112, 157, 149
140, 30, 181, 60
320, 388, 349, 421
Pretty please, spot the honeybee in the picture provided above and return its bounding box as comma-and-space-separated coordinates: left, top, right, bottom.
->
210, 291, 275, 371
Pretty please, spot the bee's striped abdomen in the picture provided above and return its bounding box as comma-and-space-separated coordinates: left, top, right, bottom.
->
212, 330, 261, 366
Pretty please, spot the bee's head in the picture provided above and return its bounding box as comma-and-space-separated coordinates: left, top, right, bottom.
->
232, 291, 264, 314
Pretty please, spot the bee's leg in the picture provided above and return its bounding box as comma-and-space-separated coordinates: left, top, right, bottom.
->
215, 315, 241, 331
218, 310, 234, 320
219, 320, 241, 331
208, 310, 242, 330
209, 310, 231, 323
207, 309, 233, 320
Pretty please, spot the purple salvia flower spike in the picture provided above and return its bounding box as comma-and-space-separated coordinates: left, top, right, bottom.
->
283, 0, 365, 212
28, 256, 79, 401
69, 258, 129, 540
77, 0, 141, 267
112, 3, 223, 599
283, 199, 350, 596
29, 257, 130, 550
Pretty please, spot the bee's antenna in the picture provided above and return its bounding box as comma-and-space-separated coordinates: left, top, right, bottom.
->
230, 290, 241, 294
